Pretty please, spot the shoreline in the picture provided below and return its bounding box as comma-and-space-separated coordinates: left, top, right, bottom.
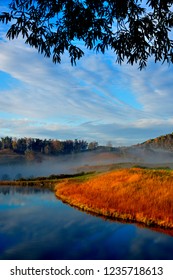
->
0, 171, 92, 189
56, 192, 173, 230
55, 168, 173, 230
56, 193, 173, 237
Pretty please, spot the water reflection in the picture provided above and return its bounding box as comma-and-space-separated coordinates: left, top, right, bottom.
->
0, 185, 173, 260
67, 202, 173, 238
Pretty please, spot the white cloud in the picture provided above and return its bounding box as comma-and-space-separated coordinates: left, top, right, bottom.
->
121, 61, 173, 117
0, 37, 140, 122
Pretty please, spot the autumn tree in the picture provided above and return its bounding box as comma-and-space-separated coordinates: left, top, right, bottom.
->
51, 139, 63, 154
88, 141, 98, 150
1, 1, 173, 69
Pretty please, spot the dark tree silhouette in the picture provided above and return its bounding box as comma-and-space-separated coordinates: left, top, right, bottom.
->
1, 0, 173, 69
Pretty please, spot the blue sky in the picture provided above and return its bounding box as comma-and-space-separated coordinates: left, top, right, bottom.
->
0, 2, 173, 146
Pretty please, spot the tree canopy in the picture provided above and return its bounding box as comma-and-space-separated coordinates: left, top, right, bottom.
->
1, 0, 173, 69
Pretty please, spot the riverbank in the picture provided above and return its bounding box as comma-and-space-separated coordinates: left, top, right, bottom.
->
55, 168, 173, 229
0, 172, 92, 190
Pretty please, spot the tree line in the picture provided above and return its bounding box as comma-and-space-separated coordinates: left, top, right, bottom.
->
0, 136, 99, 156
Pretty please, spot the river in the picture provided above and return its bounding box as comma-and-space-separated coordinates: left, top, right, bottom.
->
0, 185, 173, 260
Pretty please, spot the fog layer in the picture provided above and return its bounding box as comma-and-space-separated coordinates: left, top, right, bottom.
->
1, 148, 173, 180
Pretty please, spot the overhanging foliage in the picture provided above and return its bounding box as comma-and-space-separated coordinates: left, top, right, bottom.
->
1, 0, 173, 69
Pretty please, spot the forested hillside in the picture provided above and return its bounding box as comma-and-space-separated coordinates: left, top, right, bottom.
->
135, 133, 173, 151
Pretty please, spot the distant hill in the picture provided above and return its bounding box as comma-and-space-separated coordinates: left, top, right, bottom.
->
134, 132, 173, 151
116, 132, 173, 165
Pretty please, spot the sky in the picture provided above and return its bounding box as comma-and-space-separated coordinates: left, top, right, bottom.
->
0, 1, 173, 147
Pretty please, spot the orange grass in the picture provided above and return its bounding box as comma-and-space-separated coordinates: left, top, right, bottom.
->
55, 168, 173, 228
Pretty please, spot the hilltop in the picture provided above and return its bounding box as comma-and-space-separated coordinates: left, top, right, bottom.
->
134, 132, 173, 151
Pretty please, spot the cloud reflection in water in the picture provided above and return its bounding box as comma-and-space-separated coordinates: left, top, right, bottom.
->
0, 186, 173, 260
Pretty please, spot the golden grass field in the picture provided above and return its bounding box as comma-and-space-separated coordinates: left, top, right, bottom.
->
55, 168, 173, 229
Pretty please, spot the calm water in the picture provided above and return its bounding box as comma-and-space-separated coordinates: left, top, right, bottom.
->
0, 185, 173, 260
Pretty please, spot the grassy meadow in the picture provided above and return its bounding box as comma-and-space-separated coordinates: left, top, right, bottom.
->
55, 168, 173, 229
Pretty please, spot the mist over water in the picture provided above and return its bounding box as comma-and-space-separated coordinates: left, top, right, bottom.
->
0, 151, 116, 179
1, 148, 173, 180
0, 154, 85, 180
